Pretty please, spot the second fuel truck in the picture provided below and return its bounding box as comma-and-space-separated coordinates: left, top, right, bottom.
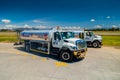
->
63, 27, 102, 48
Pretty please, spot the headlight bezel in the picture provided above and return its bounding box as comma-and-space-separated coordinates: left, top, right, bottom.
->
70, 46, 77, 50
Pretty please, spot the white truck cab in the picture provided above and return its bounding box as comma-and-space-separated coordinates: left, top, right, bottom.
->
74, 31, 102, 48
20, 27, 87, 61
62, 27, 102, 48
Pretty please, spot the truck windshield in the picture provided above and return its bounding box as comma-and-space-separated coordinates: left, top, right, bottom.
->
86, 31, 95, 37
89, 32, 95, 36
61, 32, 74, 39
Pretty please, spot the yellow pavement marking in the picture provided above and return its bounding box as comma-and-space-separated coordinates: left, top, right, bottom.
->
41, 58, 48, 61
12, 50, 29, 56
16, 52, 20, 55
9, 49, 38, 59
55, 62, 68, 67
21, 53, 29, 56
6, 50, 40, 60
31, 55, 37, 59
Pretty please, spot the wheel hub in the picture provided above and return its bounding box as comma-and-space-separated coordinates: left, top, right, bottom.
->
93, 43, 97, 47
62, 52, 70, 60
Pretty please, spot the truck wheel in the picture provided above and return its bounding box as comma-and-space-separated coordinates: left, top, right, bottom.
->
60, 51, 73, 62
25, 45, 30, 52
92, 41, 99, 48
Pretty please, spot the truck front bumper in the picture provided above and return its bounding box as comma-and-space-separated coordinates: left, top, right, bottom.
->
73, 48, 87, 59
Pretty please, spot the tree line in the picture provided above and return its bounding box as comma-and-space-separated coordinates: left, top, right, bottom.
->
0, 27, 120, 32
86, 27, 120, 31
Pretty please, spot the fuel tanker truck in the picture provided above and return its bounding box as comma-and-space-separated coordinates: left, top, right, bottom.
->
63, 27, 102, 48
20, 27, 87, 61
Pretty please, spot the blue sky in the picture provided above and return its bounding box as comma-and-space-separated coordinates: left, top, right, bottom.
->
0, 0, 120, 29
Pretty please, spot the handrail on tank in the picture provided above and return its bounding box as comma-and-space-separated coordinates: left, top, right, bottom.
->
61, 27, 85, 31
32, 26, 85, 31
28, 26, 62, 31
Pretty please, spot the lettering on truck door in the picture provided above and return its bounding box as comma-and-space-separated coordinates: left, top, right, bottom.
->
52, 32, 62, 48
85, 32, 93, 41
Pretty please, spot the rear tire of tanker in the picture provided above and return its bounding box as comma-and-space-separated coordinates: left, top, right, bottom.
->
60, 50, 73, 62
25, 44, 30, 52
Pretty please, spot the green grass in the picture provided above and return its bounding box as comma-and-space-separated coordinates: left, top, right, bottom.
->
93, 31, 120, 36
93, 31, 120, 46
0, 32, 18, 42
102, 35, 120, 46
0, 32, 120, 46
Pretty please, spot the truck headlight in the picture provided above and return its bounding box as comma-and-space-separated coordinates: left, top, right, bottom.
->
70, 46, 77, 50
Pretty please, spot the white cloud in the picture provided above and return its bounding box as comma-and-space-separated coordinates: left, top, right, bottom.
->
106, 16, 110, 19
3, 24, 33, 29
4, 25, 20, 29
1, 19, 11, 24
33, 19, 46, 23
90, 19, 95, 22
94, 25, 102, 29
5, 25, 13, 28
32, 19, 46, 24
63, 26, 81, 29
112, 25, 118, 28
23, 24, 32, 28
32, 20, 41, 23
35, 25, 47, 28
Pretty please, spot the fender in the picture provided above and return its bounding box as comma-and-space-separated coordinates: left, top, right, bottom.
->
59, 46, 70, 54
92, 40, 101, 45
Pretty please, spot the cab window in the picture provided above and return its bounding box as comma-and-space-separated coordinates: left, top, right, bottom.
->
54, 32, 61, 40
86, 32, 91, 36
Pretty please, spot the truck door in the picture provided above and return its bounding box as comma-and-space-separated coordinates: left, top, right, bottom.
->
85, 31, 93, 42
52, 32, 63, 48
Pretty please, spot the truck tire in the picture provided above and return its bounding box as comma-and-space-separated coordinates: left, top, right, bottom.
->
60, 50, 73, 62
92, 41, 99, 48
25, 44, 30, 52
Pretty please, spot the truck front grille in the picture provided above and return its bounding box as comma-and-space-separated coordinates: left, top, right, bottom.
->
76, 40, 86, 49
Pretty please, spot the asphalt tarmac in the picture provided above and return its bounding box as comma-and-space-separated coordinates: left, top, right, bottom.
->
0, 43, 120, 80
